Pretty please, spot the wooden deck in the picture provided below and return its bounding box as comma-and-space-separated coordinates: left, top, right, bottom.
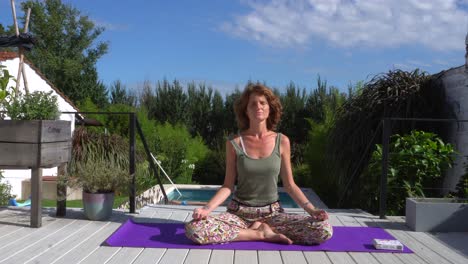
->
0, 205, 466, 264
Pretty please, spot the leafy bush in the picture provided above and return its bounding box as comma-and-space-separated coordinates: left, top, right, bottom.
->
328, 70, 447, 208
153, 122, 209, 184
104, 103, 135, 136
0, 172, 12, 206
0, 65, 14, 102
193, 146, 226, 185
0, 65, 15, 119
363, 130, 456, 215
6, 91, 60, 120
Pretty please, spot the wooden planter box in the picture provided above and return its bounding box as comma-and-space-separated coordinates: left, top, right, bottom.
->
0, 120, 71, 168
406, 197, 468, 232
0, 120, 72, 228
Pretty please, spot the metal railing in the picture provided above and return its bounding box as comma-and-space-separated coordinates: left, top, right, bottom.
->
379, 117, 468, 219
61, 111, 169, 214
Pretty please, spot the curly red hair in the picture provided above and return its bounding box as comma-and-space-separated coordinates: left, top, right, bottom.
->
234, 84, 282, 131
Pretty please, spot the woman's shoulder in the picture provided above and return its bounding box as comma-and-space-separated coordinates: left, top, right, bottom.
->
226, 133, 241, 146
278, 133, 290, 145
227, 133, 241, 141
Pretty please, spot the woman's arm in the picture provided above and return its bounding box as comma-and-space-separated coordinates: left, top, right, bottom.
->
279, 135, 328, 220
192, 140, 237, 220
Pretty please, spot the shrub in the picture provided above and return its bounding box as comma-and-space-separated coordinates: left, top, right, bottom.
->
153, 122, 209, 184
6, 90, 60, 120
363, 130, 456, 215
0, 172, 12, 206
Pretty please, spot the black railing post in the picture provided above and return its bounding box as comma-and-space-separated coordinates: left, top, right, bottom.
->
135, 118, 169, 204
380, 118, 391, 219
129, 112, 136, 213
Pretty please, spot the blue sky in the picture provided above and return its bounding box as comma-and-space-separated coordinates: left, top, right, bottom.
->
2, 0, 468, 95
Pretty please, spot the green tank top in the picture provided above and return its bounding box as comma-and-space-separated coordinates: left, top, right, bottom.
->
230, 133, 281, 206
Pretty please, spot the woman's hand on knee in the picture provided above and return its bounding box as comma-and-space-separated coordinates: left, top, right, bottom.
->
192, 206, 210, 220
310, 209, 329, 221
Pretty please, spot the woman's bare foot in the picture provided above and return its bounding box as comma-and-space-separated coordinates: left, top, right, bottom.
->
249, 221, 262, 230
258, 223, 293, 244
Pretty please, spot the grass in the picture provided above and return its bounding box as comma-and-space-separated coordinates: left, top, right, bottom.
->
17, 195, 128, 209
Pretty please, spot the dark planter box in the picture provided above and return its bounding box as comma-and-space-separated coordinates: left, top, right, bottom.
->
0, 120, 71, 168
406, 197, 468, 232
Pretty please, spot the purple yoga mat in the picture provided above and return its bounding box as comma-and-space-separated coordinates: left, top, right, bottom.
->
105, 219, 413, 253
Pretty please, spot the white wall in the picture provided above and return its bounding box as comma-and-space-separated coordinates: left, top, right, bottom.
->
1, 58, 77, 199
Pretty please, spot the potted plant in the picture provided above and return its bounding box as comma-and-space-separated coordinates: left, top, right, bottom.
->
66, 127, 130, 220
0, 66, 71, 227
0, 66, 70, 168
406, 159, 468, 232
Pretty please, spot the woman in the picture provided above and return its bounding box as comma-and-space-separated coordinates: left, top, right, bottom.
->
185, 84, 333, 245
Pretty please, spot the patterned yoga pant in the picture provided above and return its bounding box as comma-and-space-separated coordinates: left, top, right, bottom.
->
185, 200, 333, 245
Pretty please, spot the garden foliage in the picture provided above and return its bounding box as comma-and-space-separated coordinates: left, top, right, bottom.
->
363, 130, 456, 215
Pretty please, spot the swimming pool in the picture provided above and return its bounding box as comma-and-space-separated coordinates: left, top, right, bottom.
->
167, 188, 300, 208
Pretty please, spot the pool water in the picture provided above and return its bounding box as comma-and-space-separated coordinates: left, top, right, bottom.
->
168, 189, 299, 208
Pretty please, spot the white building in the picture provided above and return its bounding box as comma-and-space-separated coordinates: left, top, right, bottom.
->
0, 51, 79, 199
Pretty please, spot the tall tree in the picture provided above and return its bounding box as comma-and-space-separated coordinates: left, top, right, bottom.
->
18, 0, 108, 105
110, 80, 136, 106
186, 82, 213, 139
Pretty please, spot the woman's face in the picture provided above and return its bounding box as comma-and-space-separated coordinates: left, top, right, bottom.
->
246, 93, 270, 123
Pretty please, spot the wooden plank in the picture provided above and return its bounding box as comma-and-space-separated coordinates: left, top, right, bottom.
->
169, 211, 190, 222
280, 251, 307, 264
137, 206, 157, 218
394, 252, 429, 264
303, 252, 332, 264
431, 232, 468, 257
158, 249, 189, 264
79, 246, 121, 264
30, 167, 42, 227
50, 222, 120, 264
234, 250, 258, 264
394, 226, 467, 264
132, 248, 166, 264
327, 252, 357, 264
352, 215, 424, 264
372, 219, 452, 264
327, 214, 342, 226
25, 221, 108, 264
40, 120, 71, 142
0, 219, 68, 259
258, 250, 282, 264
348, 253, 379, 264
0, 120, 70, 142
0, 207, 56, 226
106, 247, 144, 264
337, 215, 360, 226
0, 141, 71, 168
370, 253, 406, 264
39, 141, 72, 167
184, 249, 212, 264
209, 250, 234, 264
0, 225, 25, 243
0, 120, 40, 142
2, 219, 89, 263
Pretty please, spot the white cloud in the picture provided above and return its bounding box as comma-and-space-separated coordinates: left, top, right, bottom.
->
222, 0, 468, 51
407, 59, 432, 67
92, 19, 130, 31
